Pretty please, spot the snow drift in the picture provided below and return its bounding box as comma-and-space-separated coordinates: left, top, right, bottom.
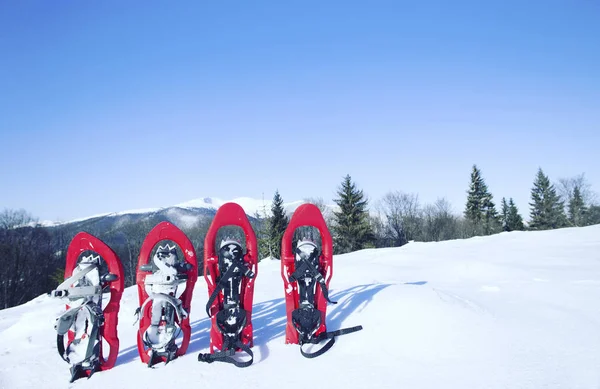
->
1, 225, 599, 389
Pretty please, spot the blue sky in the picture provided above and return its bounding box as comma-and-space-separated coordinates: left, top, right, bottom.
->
1, 0, 599, 222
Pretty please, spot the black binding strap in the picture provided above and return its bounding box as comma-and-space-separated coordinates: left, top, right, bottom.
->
289, 247, 337, 305
205, 256, 254, 317
201, 243, 255, 368
299, 325, 363, 359
289, 245, 363, 359
198, 340, 254, 368
57, 334, 68, 362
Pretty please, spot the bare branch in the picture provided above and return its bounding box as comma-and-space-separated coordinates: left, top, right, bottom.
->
556, 173, 598, 206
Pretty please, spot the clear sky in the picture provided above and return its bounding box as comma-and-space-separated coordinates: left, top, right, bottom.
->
1, 0, 599, 222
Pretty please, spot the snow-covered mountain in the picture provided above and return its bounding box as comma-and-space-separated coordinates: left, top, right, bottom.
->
1, 225, 599, 388
42, 196, 333, 227
175, 196, 312, 217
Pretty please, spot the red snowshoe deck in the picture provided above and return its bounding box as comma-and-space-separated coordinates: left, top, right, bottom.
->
281, 203, 333, 344
135, 221, 198, 365
203, 202, 258, 356
63, 232, 124, 373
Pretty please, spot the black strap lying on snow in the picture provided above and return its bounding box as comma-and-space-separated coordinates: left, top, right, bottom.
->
198, 340, 254, 368
299, 325, 363, 359
205, 258, 254, 317
289, 248, 337, 305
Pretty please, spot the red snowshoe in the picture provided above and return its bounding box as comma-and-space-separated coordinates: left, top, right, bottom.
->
135, 222, 198, 367
198, 202, 258, 368
50, 232, 124, 382
281, 203, 362, 358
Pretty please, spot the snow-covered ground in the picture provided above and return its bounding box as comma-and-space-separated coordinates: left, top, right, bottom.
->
1, 225, 600, 389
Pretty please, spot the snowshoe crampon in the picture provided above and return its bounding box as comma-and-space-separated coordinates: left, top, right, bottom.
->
135, 222, 198, 367
281, 203, 363, 358
49, 232, 124, 382
198, 202, 257, 368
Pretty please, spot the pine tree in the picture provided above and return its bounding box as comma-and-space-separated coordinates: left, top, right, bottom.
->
568, 186, 587, 227
268, 190, 288, 258
483, 193, 501, 235
465, 165, 485, 225
585, 205, 600, 226
331, 174, 374, 254
252, 207, 272, 261
464, 165, 500, 235
507, 198, 525, 231
501, 197, 509, 231
529, 168, 568, 230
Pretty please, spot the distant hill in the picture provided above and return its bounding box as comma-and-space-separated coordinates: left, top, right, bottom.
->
25, 197, 335, 295
41, 196, 331, 229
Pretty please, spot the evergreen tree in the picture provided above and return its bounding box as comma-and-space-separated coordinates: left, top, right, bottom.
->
585, 205, 600, 226
501, 197, 509, 231
331, 174, 374, 254
568, 186, 587, 227
268, 190, 288, 258
529, 168, 568, 230
483, 193, 501, 235
464, 165, 500, 235
252, 209, 272, 260
465, 165, 486, 225
507, 198, 525, 231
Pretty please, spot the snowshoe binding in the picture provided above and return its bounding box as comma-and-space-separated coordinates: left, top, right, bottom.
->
281, 203, 362, 358
135, 222, 198, 367
50, 232, 124, 383
199, 202, 258, 368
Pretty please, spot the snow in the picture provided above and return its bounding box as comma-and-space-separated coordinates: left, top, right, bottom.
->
1, 225, 600, 388
43, 208, 163, 227
41, 196, 334, 226
164, 208, 201, 229
175, 196, 315, 218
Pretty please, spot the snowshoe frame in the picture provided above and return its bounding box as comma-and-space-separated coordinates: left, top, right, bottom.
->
202, 202, 258, 359
136, 222, 198, 366
281, 203, 333, 345
54, 232, 124, 380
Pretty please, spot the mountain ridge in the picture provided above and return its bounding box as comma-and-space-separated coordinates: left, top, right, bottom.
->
40, 196, 336, 227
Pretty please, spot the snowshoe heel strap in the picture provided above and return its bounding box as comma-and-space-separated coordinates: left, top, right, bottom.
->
299, 325, 363, 359
198, 340, 253, 368
197, 308, 253, 368
300, 337, 335, 359
198, 348, 235, 363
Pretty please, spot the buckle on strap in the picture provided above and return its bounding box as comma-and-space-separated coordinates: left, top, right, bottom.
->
50, 264, 102, 301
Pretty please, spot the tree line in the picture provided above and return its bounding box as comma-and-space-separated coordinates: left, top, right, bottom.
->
258, 166, 600, 256
1, 164, 598, 309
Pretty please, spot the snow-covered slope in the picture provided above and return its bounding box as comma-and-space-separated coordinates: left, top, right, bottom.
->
2, 225, 600, 389
175, 196, 310, 217
42, 196, 330, 227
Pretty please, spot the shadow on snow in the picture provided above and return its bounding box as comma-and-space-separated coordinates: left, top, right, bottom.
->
115, 281, 421, 366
